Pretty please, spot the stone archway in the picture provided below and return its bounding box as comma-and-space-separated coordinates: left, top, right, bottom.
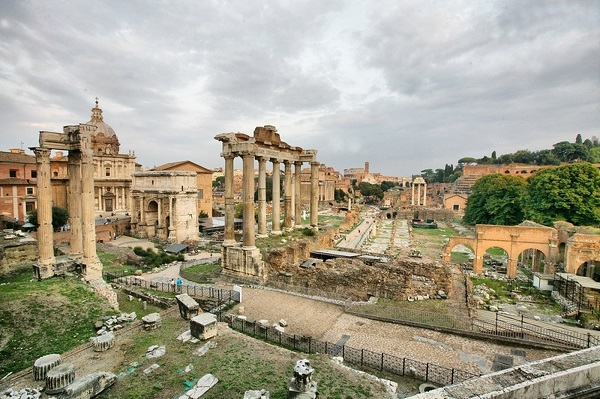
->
444, 224, 558, 278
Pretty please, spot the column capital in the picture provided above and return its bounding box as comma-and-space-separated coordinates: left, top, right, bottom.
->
310, 161, 320, 166
270, 158, 281, 164
32, 147, 52, 161
294, 160, 303, 166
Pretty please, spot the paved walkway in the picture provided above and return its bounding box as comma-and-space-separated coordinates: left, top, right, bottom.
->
233, 287, 559, 375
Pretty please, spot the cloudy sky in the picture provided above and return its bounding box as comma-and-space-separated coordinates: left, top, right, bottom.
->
1, 1, 598, 176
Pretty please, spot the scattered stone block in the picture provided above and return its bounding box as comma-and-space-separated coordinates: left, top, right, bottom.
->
278, 319, 288, 327
194, 340, 217, 357
258, 319, 270, 327
143, 364, 160, 374
56, 371, 116, 399
177, 330, 193, 342
33, 353, 61, 381
90, 332, 115, 352
237, 315, 247, 320
142, 312, 162, 330
45, 363, 76, 394
190, 313, 218, 340
177, 373, 218, 399
146, 345, 166, 359
244, 389, 270, 399
237, 306, 245, 315
176, 294, 201, 320
274, 325, 284, 333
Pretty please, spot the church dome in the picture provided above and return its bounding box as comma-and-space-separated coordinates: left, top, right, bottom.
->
87, 100, 117, 138
86, 99, 120, 155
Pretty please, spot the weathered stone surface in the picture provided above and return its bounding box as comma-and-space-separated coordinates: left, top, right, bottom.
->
190, 313, 217, 340
244, 389, 270, 399
146, 345, 166, 359
176, 293, 200, 320
141, 312, 162, 330
33, 353, 61, 381
90, 332, 115, 352
56, 371, 117, 399
45, 363, 76, 394
177, 373, 218, 399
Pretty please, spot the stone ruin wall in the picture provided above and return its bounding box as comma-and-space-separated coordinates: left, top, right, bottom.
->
265, 233, 455, 301
0, 240, 38, 275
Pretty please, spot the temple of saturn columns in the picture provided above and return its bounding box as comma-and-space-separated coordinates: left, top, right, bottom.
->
215, 125, 319, 281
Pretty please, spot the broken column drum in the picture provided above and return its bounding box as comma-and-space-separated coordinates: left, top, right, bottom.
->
33, 353, 61, 381
45, 362, 76, 394
176, 293, 200, 320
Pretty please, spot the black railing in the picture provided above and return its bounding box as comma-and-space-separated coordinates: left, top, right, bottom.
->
346, 305, 599, 349
103, 271, 240, 311
227, 316, 478, 386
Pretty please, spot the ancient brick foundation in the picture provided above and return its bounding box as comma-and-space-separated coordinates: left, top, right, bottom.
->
0, 239, 37, 275
265, 234, 454, 301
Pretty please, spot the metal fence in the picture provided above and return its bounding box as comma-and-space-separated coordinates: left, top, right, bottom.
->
227, 317, 478, 386
346, 304, 599, 350
103, 271, 240, 310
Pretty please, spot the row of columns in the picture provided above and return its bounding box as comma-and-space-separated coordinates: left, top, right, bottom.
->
33, 141, 101, 279
224, 154, 320, 249
411, 181, 427, 206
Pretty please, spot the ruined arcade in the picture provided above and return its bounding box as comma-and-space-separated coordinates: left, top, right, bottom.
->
215, 126, 319, 281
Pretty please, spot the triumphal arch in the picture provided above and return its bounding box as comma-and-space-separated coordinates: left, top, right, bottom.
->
215, 125, 319, 281
30, 124, 104, 281
443, 224, 559, 278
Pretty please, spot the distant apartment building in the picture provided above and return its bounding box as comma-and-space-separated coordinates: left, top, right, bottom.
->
0, 149, 38, 223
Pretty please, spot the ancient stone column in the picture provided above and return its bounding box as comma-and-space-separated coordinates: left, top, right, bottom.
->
45, 363, 76, 394
411, 183, 415, 206
294, 161, 302, 228
68, 150, 83, 260
283, 160, 292, 230
242, 152, 256, 249
422, 182, 427, 206
80, 134, 103, 279
168, 196, 174, 240
98, 187, 103, 213
271, 159, 281, 235
310, 161, 319, 228
223, 155, 236, 246
33, 147, 55, 278
33, 353, 61, 381
257, 156, 267, 237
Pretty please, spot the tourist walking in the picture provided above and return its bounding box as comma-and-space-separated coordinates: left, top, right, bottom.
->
176, 277, 182, 292
170, 278, 175, 292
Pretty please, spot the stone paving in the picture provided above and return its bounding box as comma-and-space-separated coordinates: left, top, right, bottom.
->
234, 288, 560, 375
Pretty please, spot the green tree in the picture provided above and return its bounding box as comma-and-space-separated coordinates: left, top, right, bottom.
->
357, 182, 384, 203
524, 163, 600, 226
28, 206, 69, 232
212, 176, 225, 188
463, 174, 527, 225
334, 188, 348, 202
576, 133, 583, 144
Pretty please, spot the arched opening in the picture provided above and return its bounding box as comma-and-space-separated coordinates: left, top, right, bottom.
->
518, 248, 547, 273
576, 261, 600, 282
146, 200, 159, 236
450, 244, 475, 269
483, 246, 508, 274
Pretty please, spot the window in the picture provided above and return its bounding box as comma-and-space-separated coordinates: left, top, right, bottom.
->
9, 170, 17, 178
198, 189, 204, 199
453, 204, 460, 211
31, 170, 37, 178
105, 167, 111, 177
26, 187, 34, 195
25, 202, 35, 213
53, 171, 58, 177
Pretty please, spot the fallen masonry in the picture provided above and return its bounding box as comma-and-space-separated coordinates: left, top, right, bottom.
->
177, 373, 218, 399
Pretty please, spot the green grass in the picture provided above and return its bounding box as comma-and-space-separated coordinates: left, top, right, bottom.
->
318, 214, 344, 228
413, 227, 457, 238
97, 315, 392, 399
0, 269, 115, 376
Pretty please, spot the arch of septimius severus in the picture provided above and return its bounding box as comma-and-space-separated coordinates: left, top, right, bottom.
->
215, 125, 319, 281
